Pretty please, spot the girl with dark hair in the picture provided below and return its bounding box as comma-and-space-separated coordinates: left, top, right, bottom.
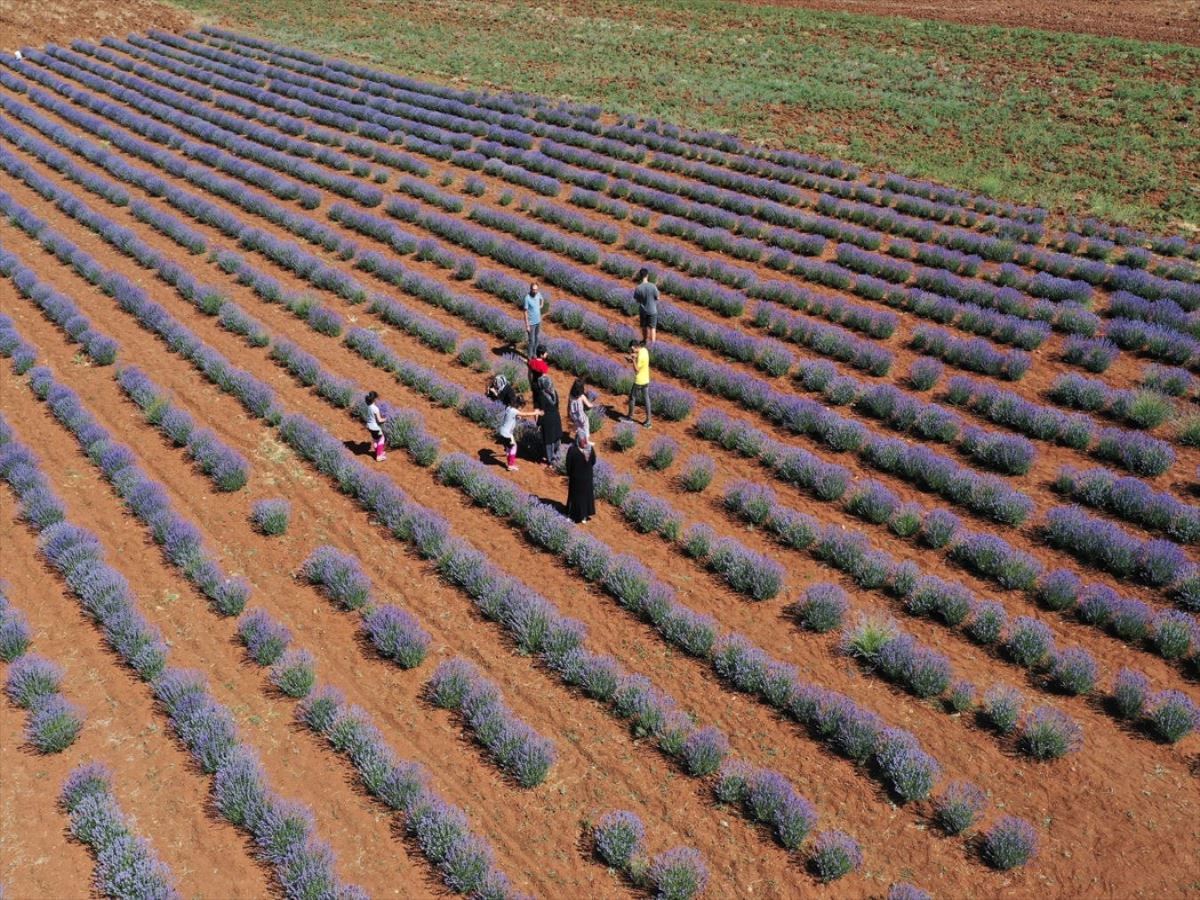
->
567, 377, 594, 444
497, 389, 540, 472
364, 391, 387, 462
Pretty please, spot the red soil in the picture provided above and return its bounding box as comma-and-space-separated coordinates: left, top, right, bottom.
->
0, 0, 193, 51
0, 27, 1198, 900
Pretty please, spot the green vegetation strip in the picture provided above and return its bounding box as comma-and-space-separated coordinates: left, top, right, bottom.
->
167, 0, 1200, 231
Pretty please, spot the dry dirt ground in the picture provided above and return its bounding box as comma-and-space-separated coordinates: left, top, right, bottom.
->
0, 0, 193, 50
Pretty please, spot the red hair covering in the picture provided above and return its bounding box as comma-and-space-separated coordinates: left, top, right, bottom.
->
529, 358, 550, 376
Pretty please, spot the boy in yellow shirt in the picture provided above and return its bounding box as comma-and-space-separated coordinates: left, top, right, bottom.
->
627, 340, 651, 428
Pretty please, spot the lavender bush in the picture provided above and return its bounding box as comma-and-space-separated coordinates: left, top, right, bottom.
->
362, 605, 430, 669
934, 781, 987, 835
1147, 691, 1198, 743
982, 816, 1038, 870
647, 847, 709, 900
1019, 706, 1083, 759
301, 546, 371, 610
678, 454, 715, 492
593, 810, 645, 870
794, 582, 848, 633
808, 830, 862, 882
251, 499, 290, 536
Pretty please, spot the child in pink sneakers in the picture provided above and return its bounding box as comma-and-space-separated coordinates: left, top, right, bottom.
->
364, 391, 388, 461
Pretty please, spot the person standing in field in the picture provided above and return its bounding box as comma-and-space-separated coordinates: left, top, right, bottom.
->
530, 357, 563, 467
634, 268, 659, 346
364, 391, 388, 462
565, 430, 597, 524
524, 281, 544, 360
627, 340, 651, 428
497, 388, 541, 472
567, 377, 594, 444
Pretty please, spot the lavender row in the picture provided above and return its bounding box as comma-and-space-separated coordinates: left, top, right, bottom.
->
793, 360, 1037, 474
442, 445, 784, 605
0, 186, 282, 426
944, 375, 1098, 454
4, 54, 324, 209
431, 451, 956, 810
1053, 465, 1200, 544
747, 277, 898, 341
1013, 245, 1200, 309
428, 658, 556, 787
0, 414, 362, 899
60, 764, 178, 899
725, 476, 1195, 721
329, 204, 696, 416
276, 413, 851, 858
116, 366, 250, 492
0, 587, 33, 663
911, 267, 1099, 336
146, 30, 524, 162
879, 284, 1060, 348
0, 83, 358, 258
110, 31, 456, 172
748, 299, 892, 375
0, 313, 39, 377
51, 42, 367, 179
8, 313, 511, 894
910, 325, 1032, 382
591, 812, 711, 896
1106, 316, 1200, 368
840, 613, 1083, 761
1110, 292, 1200, 343
1048, 372, 1176, 432
297, 686, 527, 898
189, 21, 1189, 284
0, 239, 118, 366
1068, 216, 1200, 261
1042, 506, 1191, 588
3, 642, 84, 754
187, 27, 1190, 307
25, 46, 387, 207
84, 36, 1056, 381
82, 36, 432, 182
695, 409, 1197, 664
26, 367, 251, 616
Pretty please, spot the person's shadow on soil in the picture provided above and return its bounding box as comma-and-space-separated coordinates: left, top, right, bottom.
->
478, 448, 507, 468
534, 495, 568, 515
344, 439, 374, 457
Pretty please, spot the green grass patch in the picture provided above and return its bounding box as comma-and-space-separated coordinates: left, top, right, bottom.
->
170, 0, 1199, 231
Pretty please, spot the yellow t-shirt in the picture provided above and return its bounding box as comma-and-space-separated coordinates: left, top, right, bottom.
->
634, 347, 650, 386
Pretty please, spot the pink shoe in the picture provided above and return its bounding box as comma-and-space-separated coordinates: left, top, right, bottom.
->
507, 464, 519, 472
375, 453, 388, 462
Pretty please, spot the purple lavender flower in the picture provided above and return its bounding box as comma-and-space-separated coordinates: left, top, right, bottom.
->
934, 780, 987, 835
301, 546, 371, 610
1020, 706, 1083, 759
593, 810, 644, 870
647, 847, 709, 900
362, 606, 430, 669
808, 830, 862, 882
982, 816, 1038, 870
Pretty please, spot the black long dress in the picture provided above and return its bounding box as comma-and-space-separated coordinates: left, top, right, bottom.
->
535, 376, 563, 447
565, 442, 596, 523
